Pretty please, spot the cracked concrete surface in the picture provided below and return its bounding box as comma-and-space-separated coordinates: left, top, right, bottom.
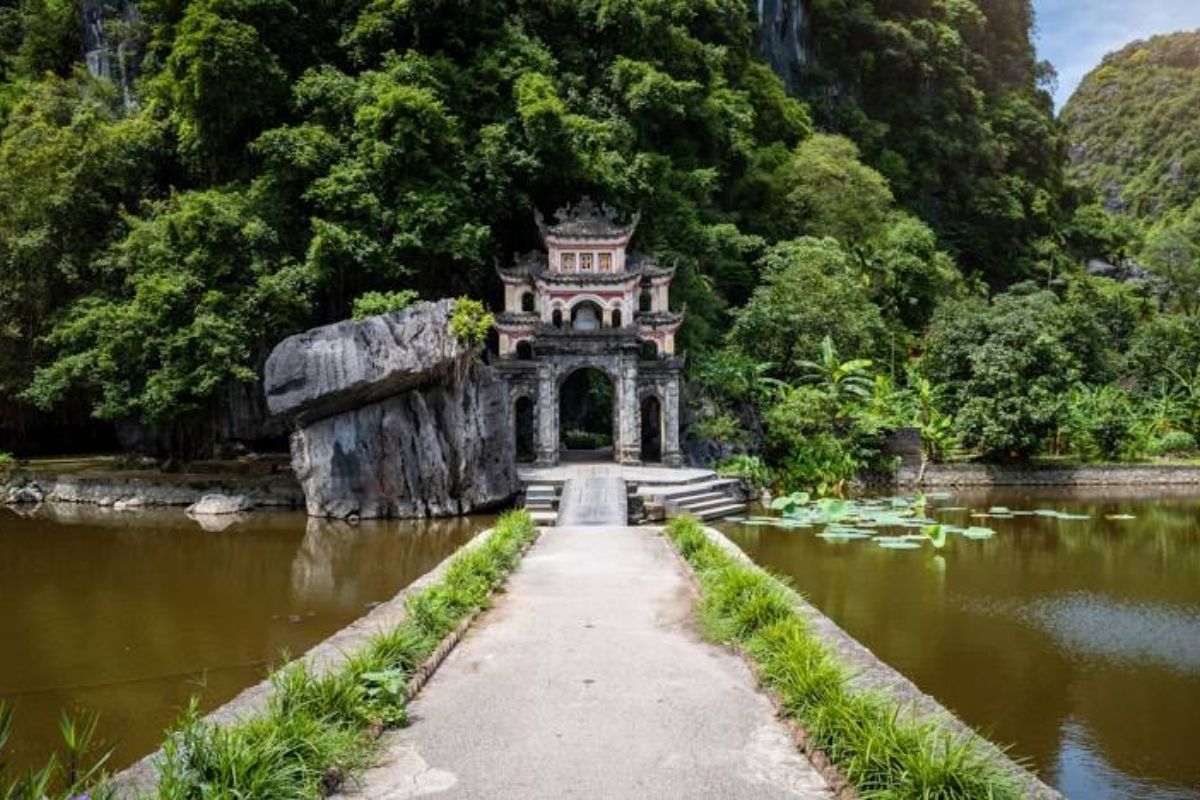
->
336, 526, 831, 799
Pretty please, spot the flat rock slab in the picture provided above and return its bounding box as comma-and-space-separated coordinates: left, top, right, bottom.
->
337, 526, 831, 799
555, 477, 627, 526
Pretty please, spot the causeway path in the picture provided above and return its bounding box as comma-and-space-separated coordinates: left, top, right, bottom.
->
555, 476, 628, 526
337, 523, 832, 799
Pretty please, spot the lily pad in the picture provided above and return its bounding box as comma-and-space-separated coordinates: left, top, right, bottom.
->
876, 540, 923, 549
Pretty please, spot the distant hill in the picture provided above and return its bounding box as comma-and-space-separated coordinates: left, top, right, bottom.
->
1062, 30, 1200, 219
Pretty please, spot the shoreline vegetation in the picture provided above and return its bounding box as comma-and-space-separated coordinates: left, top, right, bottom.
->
0, 509, 537, 800
664, 515, 1056, 799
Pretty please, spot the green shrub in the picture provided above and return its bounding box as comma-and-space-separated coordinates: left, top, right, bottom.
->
0, 452, 14, 474
716, 455, 774, 491
693, 412, 747, 445
663, 516, 1022, 799
448, 297, 494, 346
1147, 431, 1198, 457
351, 290, 419, 320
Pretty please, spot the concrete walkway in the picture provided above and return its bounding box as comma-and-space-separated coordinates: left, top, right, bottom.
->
337, 526, 831, 799
555, 477, 627, 526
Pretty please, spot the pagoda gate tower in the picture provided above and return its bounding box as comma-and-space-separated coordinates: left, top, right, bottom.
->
494, 199, 684, 466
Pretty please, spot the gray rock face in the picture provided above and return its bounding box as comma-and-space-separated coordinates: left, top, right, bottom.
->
265, 299, 468, 424
266, 301, 518, 519
757, 0, 809, 92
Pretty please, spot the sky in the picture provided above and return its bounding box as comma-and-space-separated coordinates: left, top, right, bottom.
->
1032, 0, 1200, 108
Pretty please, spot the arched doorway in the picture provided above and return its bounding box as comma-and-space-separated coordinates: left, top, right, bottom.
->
514, 396, 535, 463
571, 301, 603, 330
559, 367, 615, 461
515, 340, 533, 360
641, 394, 662, 463
611, 308, 622, 328
552, 309, 564, 328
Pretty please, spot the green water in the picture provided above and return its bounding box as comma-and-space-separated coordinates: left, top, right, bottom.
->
0, 505, 488, 774
720, 488, 1200, 800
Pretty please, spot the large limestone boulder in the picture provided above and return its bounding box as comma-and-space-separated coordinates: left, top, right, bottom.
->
265, 299, 468, 424
265, 301, 517, 519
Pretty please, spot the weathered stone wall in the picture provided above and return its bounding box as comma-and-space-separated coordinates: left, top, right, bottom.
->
897, 462, 1200, 487
266, 301, 518, 519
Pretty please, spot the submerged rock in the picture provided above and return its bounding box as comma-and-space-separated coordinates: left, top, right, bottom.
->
266, 301, 518, 519
187, 493, 253, 516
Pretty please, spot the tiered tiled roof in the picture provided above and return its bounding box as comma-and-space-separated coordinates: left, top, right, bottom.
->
536, 197, 640, 241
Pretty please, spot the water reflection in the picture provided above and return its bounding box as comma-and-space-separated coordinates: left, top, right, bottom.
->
720, 488, 1200, 800
0, 505, 488, 773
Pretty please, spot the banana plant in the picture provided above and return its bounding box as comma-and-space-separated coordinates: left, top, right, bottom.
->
796, 336, 875, 408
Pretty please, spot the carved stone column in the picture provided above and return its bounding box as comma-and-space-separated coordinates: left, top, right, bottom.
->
663, 376, 682, 466
536, 363, 559, 465
617, 356, 641, 464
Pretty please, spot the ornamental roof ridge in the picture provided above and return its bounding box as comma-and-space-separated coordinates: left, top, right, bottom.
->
535, 196, 640, 241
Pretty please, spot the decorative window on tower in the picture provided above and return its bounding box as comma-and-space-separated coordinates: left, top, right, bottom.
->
561, 252, 576, 271
599, 253, 612, 271
580, 253, 594, 271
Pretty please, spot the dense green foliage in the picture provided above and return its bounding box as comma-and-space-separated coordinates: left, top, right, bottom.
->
794, 0, 1065, 281
351, 289, 417, 320
1062, 31, 1200, 221
0, 0, 1194, 477
665, 516, 1024, 798
156, 510, 535, 799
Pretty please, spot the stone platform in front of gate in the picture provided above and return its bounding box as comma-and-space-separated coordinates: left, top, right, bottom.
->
518, 463, 716, 487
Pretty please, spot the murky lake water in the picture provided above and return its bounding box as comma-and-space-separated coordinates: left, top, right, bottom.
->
720, 488, 1200, 800
0, 505, 489, 773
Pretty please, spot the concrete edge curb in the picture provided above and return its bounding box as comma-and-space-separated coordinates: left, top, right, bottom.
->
668, 523, 1063, 800
656, 527, 854, 799
110, 523, 541, 797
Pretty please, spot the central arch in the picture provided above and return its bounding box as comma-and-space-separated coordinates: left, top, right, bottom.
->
558, 366, 615, 461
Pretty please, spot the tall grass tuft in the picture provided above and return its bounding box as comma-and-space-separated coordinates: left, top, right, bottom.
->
0, 700, 114, 800
155, 510, 536, 799
665, 515, 1024, 799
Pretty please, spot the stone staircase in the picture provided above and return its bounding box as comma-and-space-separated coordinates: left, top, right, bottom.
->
518, 466, 749, 527
521, 484, 560, 526
637, 476, 747, 522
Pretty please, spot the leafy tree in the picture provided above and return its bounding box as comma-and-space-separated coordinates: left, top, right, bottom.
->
0, 73, 164, 398
25, 188, 312, 427
924, 285, 1082, 459
1141, 205, 1200, 314
729, 238, 887, 381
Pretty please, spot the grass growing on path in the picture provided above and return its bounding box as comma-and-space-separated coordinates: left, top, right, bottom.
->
153, 510, 537, 800
665, 516, 1023, 800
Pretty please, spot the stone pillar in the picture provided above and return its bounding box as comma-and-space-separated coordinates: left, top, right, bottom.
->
536, 363, 559, 465
663, 376, 682, 466
617, 357, 641, 464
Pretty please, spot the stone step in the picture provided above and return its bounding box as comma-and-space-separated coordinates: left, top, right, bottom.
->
664, 491, 730, 510
637, 478, 739, 500
675, 496, 744, 515
669, 502, 745, 521
525, 499, 558, 510
528, 510, 558, 526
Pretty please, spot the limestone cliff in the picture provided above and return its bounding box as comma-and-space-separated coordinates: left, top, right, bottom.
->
757, 0, 810, 93
265, 301, 517, 519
